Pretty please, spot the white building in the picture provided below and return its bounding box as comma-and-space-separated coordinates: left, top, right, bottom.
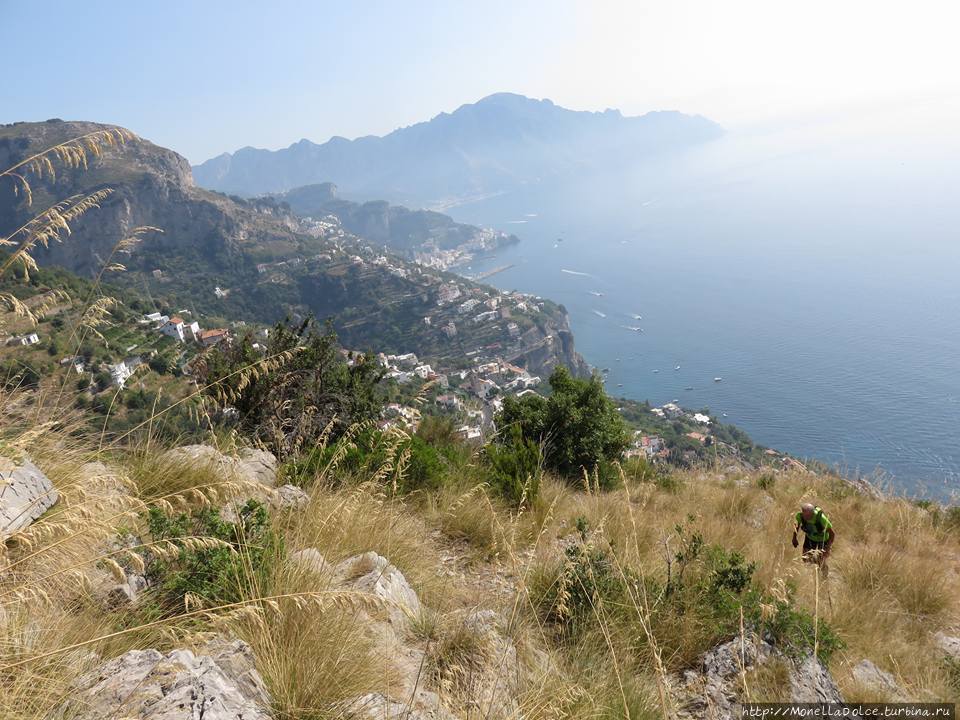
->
108, 357, 139, 388
160, 316, 186, 342
413, 364, 434, 379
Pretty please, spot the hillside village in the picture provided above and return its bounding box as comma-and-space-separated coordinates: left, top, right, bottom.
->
1, 258, 774, 471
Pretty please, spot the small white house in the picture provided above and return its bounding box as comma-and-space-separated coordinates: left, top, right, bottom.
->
14, 333, 41, 346
108, 361, 134, 388
160, 316, 186, 342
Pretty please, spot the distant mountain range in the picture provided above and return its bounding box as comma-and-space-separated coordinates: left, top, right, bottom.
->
193, 93, 722, 207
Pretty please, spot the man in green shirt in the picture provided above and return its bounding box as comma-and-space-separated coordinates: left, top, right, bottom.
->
792, 502, 835, 576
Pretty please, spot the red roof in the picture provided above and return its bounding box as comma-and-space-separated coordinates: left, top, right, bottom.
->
169, 316, 184, 325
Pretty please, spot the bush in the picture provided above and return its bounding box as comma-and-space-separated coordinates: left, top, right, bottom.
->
482, 426, 542, 507
496, 366, 629, 484
757, 473, 776, 491
532, 523, 626, 632
401, 435, 447, 492
197, 317, 384, 458
142, 499, 280, 614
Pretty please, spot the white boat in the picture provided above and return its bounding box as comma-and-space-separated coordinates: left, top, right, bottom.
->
652, 369, 659, 373
714, 377, 723, 382
589, 291, 604, 297
632, 314, 642, 320
674, 365, 681, 371
593, 310, 607, 318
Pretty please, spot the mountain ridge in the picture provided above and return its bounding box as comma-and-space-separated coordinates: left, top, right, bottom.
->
192, 94, 723, 207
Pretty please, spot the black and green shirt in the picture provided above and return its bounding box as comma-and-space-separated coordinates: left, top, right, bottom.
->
795, 507, 832, 542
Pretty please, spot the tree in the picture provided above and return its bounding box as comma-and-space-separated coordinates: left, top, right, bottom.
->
496, 366, 628, 481
197, 317, 384, 458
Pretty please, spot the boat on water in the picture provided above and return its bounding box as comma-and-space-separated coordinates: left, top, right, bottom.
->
593, 310, 607, 318
684, 386, 694, 391
722, 413, 728, 417
632, 314, 642, 320
627, 326, 642, 332
652, 369, 659, 373
589, 291, 604, 297
714, 377, 723, 382
674, 365, 681, 371
617, 383, 623, 387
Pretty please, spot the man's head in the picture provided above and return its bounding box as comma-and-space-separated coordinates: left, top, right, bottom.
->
800, 503, 815, 521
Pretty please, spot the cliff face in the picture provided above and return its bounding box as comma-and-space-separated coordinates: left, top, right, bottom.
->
0, 120, 301, 276
0, 120, 588, 378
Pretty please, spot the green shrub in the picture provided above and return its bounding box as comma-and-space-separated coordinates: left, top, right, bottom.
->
533, 528, 627, 633
142, 499, 280, 613
482, 426, 542, 507
757, 473, 776, 491
495, 366, 629, 482
400, 435, 447, 492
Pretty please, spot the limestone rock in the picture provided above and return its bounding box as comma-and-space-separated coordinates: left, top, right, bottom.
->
335, 551, 421, 623
163, 445, 277, 488
934, 632, 960, 661
791, 654, 843, 702
235, 448, 278, 487
289, 547, 330, 575
0, 456, 58, 537
273, 483, 309, 511
852, 659, 905, 699
65, 639, 271, 720
675, 634, 842, 719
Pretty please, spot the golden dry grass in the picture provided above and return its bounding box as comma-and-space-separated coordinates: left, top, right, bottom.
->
3, 383, 960, 718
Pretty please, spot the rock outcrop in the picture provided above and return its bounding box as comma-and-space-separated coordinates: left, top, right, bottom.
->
934, 631, 960, 661
64, 639, 271, 720
852, 659, 906, 700
164, 445, 278, 488
675, 634, 842, 719
0, 455, 58, 537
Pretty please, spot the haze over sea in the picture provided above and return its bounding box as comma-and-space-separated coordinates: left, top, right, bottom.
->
449, 104, 960, 501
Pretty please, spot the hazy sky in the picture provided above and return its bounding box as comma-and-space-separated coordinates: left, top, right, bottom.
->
3, 0, 958, 163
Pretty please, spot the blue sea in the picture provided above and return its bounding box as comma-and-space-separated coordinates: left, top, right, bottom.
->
448, 108, 960, 501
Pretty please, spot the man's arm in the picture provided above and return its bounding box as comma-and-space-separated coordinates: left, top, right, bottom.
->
823, 527, 836, 556
792, 521, 800, 548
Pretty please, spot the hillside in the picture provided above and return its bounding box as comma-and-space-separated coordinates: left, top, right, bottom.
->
193, 93, 723, 207
0, 120, 586, 378
271, 182, 519, 266
1, 385, 958, 719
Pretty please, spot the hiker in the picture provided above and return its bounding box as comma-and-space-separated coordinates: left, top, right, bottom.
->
792, 502, 835, 576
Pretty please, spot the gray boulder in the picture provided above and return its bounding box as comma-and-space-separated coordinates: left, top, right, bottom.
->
335, 551, 421, 624
0, 455, 58, 537
163, 445, 277, 488
64, 639, 270, 720
934, 632, 960, 661
289, 547, 330, 575
852, 659, 905, 699
676, 634, 842, 719
273, 483, 309, 511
